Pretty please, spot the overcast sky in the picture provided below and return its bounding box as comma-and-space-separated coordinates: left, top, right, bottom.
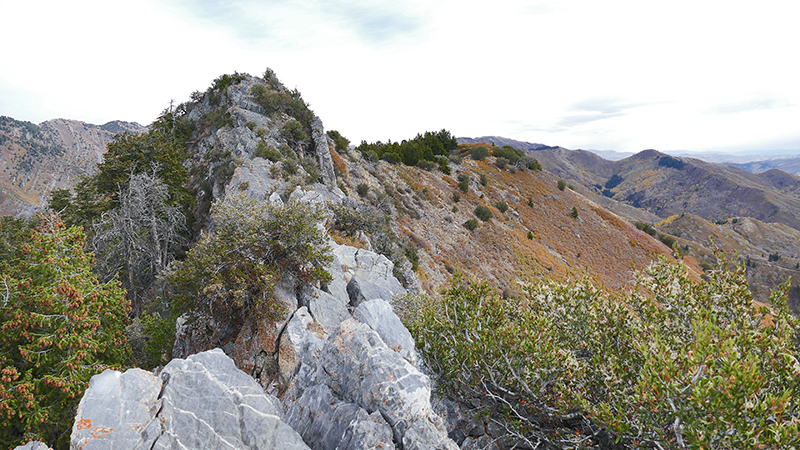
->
1, 0, 799, 154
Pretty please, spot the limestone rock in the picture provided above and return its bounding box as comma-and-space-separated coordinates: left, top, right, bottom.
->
305, 288, 350, 335
333, 244, 405, 294
316, 319, 457, 449
71, 349, 310, 450
311, 116, 337, 188
347, 276, 398, 307
12, 442, 52, 450
353, 299, 417, 365
285, 384, 394, 450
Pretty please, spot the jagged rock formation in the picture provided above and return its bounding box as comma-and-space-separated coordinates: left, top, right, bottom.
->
0, 116, 144, 215
71, 349, 310, 450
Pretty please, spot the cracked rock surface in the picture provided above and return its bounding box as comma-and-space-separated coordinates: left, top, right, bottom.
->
71, 349, 309, 450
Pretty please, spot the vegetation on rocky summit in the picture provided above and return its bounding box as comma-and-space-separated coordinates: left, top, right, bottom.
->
409, 257, 800, 449
0, 214, 130, 449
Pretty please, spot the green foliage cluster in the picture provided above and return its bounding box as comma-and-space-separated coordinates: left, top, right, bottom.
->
658, 233, 676, 248
457, 174, 470, 193
0, 215, 130, 449
50, 109, 193, 231
327, 130, 350, 154
254, 141, 283, 162
495, 201, 509, 214
409, 258, 800, 448
463, 219, 478, 231
474, 205, 493, 222
571, 206, 579, 218
494, 157, 509, 170
769, 252, 782, 262
168, 195, 332, 321
356, 183, 370, 197
490, 145, 539, 170
355, 130, 458, 168
250, 84, 314, 132
469, 146, 489, 161
635, 221, 657, 236
557, 179, 567, 191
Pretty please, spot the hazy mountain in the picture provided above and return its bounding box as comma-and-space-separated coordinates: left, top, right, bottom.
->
0, 116, 144, 215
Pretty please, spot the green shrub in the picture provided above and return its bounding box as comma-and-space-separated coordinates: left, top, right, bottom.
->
470, 146, 489, 160
382, 152, 401, 164
480, 174, 488, 186
448, 154, 462, 165
0, 215, 130, 448
327, 130, 350, 154
463, 219, 479, 231
635, 221, 657, 236
528, 197, 534, 207
493, 145, 525, 162
409, 258, 800, 448
495, 201, 509, 213
254, 141, 282, 162
495, 157, 509, 170
452, 191, 461, 203
527, 230, 534, 240
438, 156, 451, 175
526, 157, 542, 171
658, 233, 676, 248
169, 195, 331, 319
356, 183, 370, 197
571, 206, 579, 218
557, 179, 566, 191
474, 205, 493, 222
417, 159, 436, 171
457, 174, 470, 193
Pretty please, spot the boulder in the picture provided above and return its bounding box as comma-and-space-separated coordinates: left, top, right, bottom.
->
285, 384, 394, 450
305, 288, 350, 335
71, 349, 310, 450
310, 116, 337, 188
353, 298, 417, 364
12, 442, 51, 450
347, 276, 397, 307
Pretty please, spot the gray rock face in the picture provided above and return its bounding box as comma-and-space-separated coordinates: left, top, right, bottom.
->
311, 116, 337, 188
353, 299, 417, 365
305, 288, 350, 335
71, 349, 310, 450
333, 244, 405, 294
286, 319, 457, 450
285, 384, 394, 450
12, 442, 51, 450
347, 276, 398, 307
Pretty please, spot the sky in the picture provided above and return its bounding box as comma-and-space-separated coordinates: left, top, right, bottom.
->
1, 0, 799, 154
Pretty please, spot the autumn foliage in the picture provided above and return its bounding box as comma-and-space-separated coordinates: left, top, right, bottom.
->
0, 214, 130, 449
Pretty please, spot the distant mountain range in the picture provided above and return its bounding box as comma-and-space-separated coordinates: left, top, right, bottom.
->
0, 116, 145, 215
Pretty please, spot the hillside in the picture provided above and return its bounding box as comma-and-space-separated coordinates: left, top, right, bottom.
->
0, 116, 144, 215
733, 156, 800, 176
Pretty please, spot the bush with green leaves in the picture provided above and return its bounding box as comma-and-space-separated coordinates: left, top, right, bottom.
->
356, 183, 370, 197
557, 179, 567, 191
0, 215, 130, 449
495, 157, 509, 170
474, 205, 493, 222
457, 174, 470, 193
463, 219, 479, 231
495, 201, 509, 214
409, 258, 800, 449
168, 195, 332, 321
469, 146, 489, 161
327, 130, 350, 154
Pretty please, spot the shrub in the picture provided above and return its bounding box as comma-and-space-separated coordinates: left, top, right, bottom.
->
474, 205, 493, 222
557, 179, 566, 191
527, 230, 534, 240
452, 191, 461, 203
0, 215, 130, 448
480, 174, 487, 186
417, 159, 437, 171
469, 146, 489, 160
571, 206, 579, 218
658, 233, 676, 248
254, 141, 282, 162
495, 201, 509, 213
457, 174, 470, 193
169, 195, 332, 320
438, 156, 451, 175
327, 130, 350, 154
381, 152, 401, 164
525, 157, 542, 171
635, 221, 657, 236
448, 154, 462, 165
356, 183, 370, 197
409, 258, 800, 448
528, 197, 534, 207
495, 157, 509, 170
463, 219, 479, 231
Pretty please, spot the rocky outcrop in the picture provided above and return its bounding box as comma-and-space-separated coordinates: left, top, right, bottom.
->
311, 116, 337, 188
71, 349, 310, 450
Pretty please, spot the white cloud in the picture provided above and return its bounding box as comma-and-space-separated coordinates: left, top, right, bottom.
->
1, 0, 800, 154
